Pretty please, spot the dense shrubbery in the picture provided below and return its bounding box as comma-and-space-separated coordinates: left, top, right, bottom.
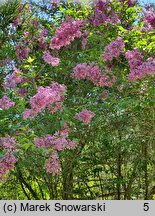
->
0, 0, 155, 199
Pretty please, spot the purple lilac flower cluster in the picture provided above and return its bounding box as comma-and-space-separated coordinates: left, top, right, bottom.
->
37, 28, 49, 50
102, 38, 125, 61
45, 153, 60, 175
35, 123, 77, 175
143, 6, 155, 29
42, 51, 60, 66
125, 48, 155, 81
4, 68, 25, 89
35, 123, 77, 151
91, 0, 120, 26
16, 42, 30, 60
0, 136, 17, 180
0, 96, 15, 110
75, 109, 95, 125
50, 18, 83, 50
23, 82, 67, 119
72, 63, 116, 87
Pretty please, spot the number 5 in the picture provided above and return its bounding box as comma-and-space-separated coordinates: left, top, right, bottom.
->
143, 203, 149, 211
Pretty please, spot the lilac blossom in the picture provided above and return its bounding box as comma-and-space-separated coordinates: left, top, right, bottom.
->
90, 0, 120, 26
72, 63, 116, 87
23, 82, 66, 119
43, 51, 60, 66
45, 153, 60, 175
0, 136, 17, 180
50, 18, 83, 50
102, 38, 125, 61
125, 48, 155, 81
0, 96, 15, 110
75, 109, 95, 125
